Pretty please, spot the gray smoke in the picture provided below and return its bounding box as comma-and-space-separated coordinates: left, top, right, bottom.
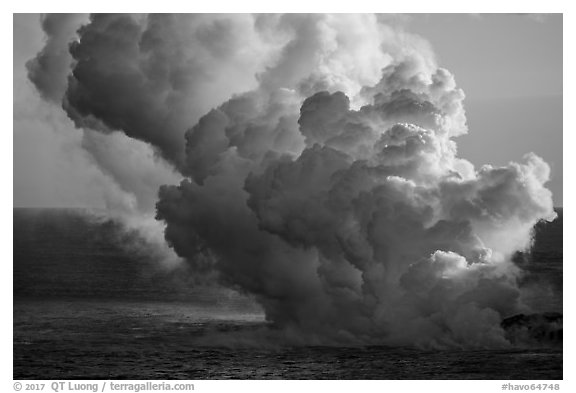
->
28, 13, 556, 348
26, 14, 89, 103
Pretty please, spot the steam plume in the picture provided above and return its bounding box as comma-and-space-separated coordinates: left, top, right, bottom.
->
28, 13, 556, 347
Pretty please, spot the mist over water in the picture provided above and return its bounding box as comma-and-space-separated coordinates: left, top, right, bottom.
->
22, 14, 560, 349
13, 208, 562, 379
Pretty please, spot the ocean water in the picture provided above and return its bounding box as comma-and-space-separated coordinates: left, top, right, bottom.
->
13, 208, 563, 380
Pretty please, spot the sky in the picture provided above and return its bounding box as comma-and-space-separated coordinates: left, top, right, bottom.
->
13, 13, 563, 206
14, 14, 107, 208
407, 14, 563, 206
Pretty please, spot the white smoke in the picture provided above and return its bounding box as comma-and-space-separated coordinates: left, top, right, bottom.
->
28, 13, 557, 348
25, 14, 184, 267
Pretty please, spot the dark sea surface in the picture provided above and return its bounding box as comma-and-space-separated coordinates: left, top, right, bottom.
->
13, 208, 563, 380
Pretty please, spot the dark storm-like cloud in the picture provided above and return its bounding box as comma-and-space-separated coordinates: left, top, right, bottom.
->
26, 14, 89, 103
61, 14, 284, 169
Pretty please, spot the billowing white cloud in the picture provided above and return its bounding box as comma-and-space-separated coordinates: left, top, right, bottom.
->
26, 13, 557, 348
